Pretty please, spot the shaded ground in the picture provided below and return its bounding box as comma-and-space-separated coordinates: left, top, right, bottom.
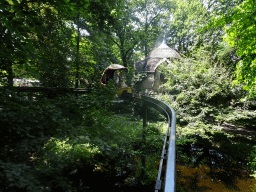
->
220, 121, 256, 178
220, 121, 256, 140
176, 119, 256, 191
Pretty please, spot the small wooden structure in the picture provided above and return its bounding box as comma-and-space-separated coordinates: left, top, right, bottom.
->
134, 39, 181, 91
101, 64, 131, 96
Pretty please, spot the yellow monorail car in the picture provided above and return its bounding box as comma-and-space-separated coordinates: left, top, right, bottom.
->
100, 64, 131, 96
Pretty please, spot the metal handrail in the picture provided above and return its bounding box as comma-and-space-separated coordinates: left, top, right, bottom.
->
121, 93, 176, 192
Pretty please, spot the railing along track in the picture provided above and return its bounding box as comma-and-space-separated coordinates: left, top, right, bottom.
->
0, 87, 90, 93
1, 87, 176, 191
121, 93, 176, 192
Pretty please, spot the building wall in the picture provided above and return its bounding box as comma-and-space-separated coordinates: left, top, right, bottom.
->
153, 69, 161, 91
140, 73, 154, 89
137, 60, 168, 91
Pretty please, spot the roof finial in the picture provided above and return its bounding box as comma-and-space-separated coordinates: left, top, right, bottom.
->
159, 33, 168, 48
163, 33, 167, 45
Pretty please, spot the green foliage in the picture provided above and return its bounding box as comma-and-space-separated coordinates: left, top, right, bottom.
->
176, 130, 256, 188
216, 42, 239, 66
0, 84, 115, 187
210, 0, 256, 96
128, 0, 172, 62
26, 115, 163, 191
156, 50, 246, 126
0, 0, 83, 86
0, 0, 118, 87
29, 3, 73, 87
0, 84, 165, 191
224, 0, 256, 96
154, 47, 256, 189
2, 0, 256, 191
0, 160, 42, 192
167, 0, 207, 55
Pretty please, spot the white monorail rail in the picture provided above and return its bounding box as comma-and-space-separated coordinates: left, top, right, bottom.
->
1, 87, 176, 191
121, 93, 176, 192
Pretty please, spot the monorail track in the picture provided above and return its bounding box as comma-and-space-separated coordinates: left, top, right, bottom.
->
1, 87, 176, 191
121, 93, 176, 192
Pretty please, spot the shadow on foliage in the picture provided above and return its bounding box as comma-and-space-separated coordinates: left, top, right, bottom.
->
177, 131, 256, 190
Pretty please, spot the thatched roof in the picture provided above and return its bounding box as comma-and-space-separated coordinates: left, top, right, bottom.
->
134, 40, 180, 72
148, 40, 180, 59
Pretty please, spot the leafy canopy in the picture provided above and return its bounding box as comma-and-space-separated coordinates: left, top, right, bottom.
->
213, 0, 256, 96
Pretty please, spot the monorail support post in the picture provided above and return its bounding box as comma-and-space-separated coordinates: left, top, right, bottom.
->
141, 103, 147, 181
143, 103, 147, 128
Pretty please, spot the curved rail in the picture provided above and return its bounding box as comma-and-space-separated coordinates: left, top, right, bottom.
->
121, 93, 176, 192
4, 87, 176, 191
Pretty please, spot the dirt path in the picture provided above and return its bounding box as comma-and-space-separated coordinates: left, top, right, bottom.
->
220, 121, 256, 140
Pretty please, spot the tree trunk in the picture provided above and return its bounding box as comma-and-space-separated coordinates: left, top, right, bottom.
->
75, 15, 80, 89
7, 64, 13, 88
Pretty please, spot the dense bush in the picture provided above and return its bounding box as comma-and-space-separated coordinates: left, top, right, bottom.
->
0, 85, 165, 191
156, 50, 247, 126
153, 49, 256, 190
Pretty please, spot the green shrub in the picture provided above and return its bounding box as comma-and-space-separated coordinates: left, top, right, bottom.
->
156, 50, 247, 126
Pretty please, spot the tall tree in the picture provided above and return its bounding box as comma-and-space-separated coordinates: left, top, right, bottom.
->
110, 4, 140, 68
0, 0, 90, 87
166, 0, 244, 57
132, 0, 172, 58
31, 3, 75, 87
166, 0, 210, 55
0, 0, 39, 87
70, 0, 121, 85
65, 0, 90, 88
97, 0, 173, 68
217, 0, 256, 96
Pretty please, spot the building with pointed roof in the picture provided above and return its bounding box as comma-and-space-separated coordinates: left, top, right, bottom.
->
134, 39, 181, 91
